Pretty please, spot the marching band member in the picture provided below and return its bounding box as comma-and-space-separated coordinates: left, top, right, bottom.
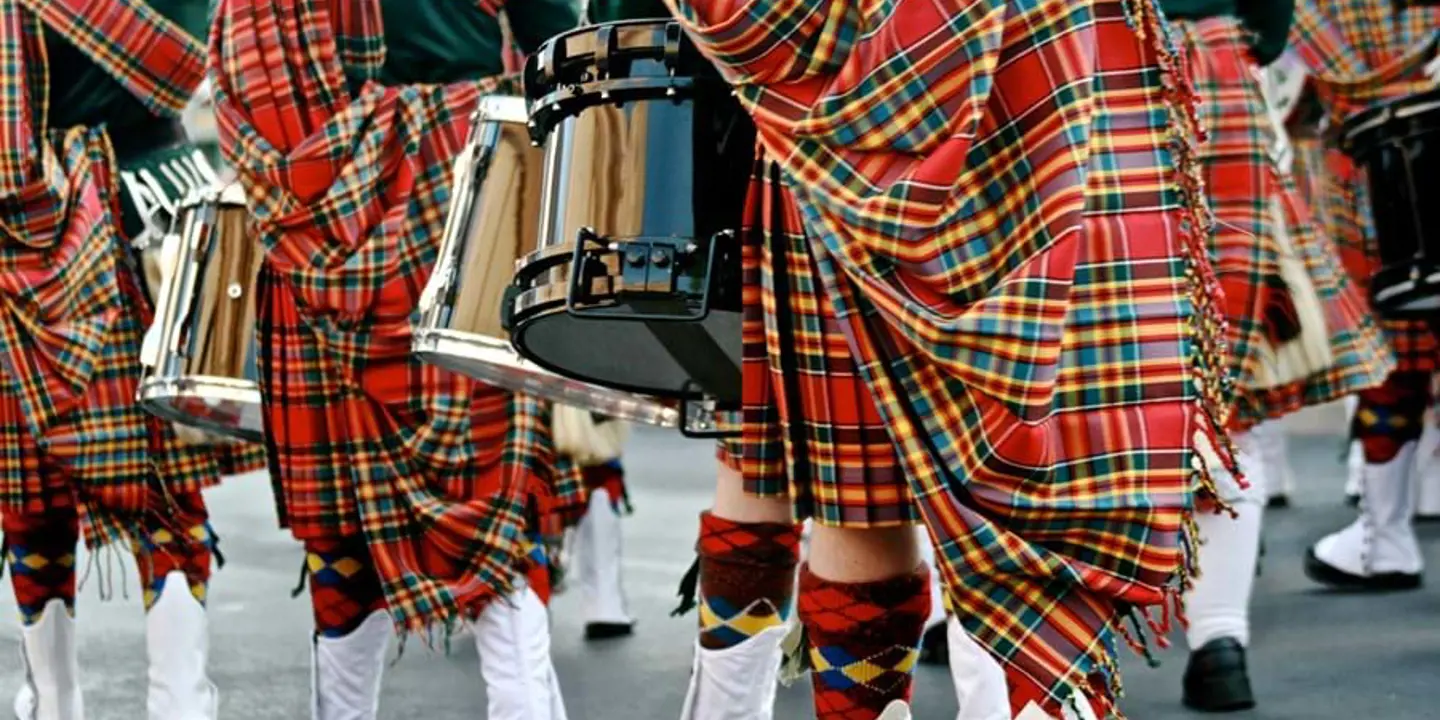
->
0, 1, 266, 718
1286, 0, 1440, 592
662, 0, 1243, 717
209, 2, 584, 718
1163, 0, 1392, 710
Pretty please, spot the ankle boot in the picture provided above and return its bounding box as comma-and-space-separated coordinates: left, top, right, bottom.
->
311, 610, 391, 720
474, 580, 567, 720
12, 599, 84, 720
575, 488, 635, 640
145, 572, 218, 720
1307, 442, 1424, 590
677, 623, 788, 720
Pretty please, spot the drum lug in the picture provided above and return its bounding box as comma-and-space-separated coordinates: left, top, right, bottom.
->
678, 385, 738, 439
566, 229, 733, 323
499, 284, 523, 332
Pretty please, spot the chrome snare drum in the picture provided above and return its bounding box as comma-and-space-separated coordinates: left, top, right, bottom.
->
138, 184, 265, 442
509, 20, 754, 412
414, 94, 678, 428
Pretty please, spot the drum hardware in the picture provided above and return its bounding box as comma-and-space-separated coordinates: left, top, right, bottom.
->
510, 19, 754, 419
413, 94, 681, 428
138, 182, 266, 442
677, 382, 733, 439
1341, 89, 1440, 317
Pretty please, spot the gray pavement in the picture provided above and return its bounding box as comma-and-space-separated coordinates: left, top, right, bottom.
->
4, 417, 1440, 719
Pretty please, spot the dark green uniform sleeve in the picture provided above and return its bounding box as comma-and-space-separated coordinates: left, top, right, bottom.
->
507, 0, 584, 54
588, 0, 673, 22
1238, 0, 1295, 66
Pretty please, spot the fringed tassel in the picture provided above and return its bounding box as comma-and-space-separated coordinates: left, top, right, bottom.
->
671, 556, 700, 617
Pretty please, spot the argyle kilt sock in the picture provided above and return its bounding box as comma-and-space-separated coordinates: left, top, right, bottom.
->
799, 563, 929, 719
697, 511, 801, 650
132, 490, 214, 610
304, 536, 388, 638
1354, 372, 1431, 462
3, 507, 79, 625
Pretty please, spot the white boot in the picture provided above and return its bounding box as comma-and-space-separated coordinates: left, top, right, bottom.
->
146, 573, 218, 720
311, 610, 391, 720
677, 623, 788, 720
575, 488, 635, 639
1307, 442, 1424, 589
12, 599, 85, 720
945, 616, 1100, 720
1252, 421, 1295, 507
474, 580, 567, 720
877, 701, 912, 719
1414, 423, 1440, 519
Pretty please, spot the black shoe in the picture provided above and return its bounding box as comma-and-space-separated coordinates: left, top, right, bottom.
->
1345, 492, 1361, 507
1303, 548, 1422, 591
1266, 494, 1291, 509
1182, 638, 1255, 713
918, 622, 948, 666
584, 621, 635, 641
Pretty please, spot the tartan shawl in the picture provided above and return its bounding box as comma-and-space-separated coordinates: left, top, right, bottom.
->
1288, 0, 1440, 121
210, 0, 583, 631
0, 0, 235, 545
667, 0, 1234, 714
1175, 17, 1391, 429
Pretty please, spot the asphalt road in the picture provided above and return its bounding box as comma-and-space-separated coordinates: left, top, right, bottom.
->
4, 414, 1439, 719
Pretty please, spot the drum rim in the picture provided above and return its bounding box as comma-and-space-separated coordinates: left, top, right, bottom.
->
138, 376, 264, 443
412, 328, 681, 428
1340, 90, 1440, 149
526, 18, 686, 91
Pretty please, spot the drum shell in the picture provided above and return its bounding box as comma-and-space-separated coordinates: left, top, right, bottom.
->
139, 189, 265, 442
413, 96, 681, 429
1342, 90, 1440, 315
511, 20, 753, 405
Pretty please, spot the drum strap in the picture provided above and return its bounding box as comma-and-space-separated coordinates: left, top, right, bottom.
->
644, 319, 741, 402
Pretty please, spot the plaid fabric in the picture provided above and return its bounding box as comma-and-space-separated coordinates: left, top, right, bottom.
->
1174, 18, 1391, 428
210, 0, 585, 631
669, 0, 1234, 714
0, 1, 255, 552
1287, 1, 1440, 375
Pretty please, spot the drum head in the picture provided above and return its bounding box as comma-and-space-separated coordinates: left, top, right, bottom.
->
512, 298, 741, 404
414, 329, 680, 427
140, 377, 265, 443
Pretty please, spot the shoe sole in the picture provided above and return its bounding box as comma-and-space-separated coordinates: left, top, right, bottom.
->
584, 622, 635, 641
1303, 549, 1422, 591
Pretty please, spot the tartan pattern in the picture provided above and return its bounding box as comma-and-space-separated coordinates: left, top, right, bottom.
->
1288, 1, 1440, 376
799, 565, 929, 720
210, 0, 585, 631
1289, 0, 1439, 122
718, 164, 917, 526
2, 507, 79, 625
1175, 18, 1391, 429
695, 511, 801, 650
0, 2, 253, 552
1353, 371, 1431, 462
669, 0, 1232, 713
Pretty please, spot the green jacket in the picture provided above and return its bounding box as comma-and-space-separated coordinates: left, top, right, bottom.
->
1160, 0, 1296, 66
377, 0, 582, 85
588, 0, 672, 22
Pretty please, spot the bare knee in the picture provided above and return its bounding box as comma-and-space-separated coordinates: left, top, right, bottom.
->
711, 462, 792, 524
808, 524, 920, 583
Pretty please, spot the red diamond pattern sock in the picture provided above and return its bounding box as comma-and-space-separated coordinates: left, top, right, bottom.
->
799, 562, 929, 720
